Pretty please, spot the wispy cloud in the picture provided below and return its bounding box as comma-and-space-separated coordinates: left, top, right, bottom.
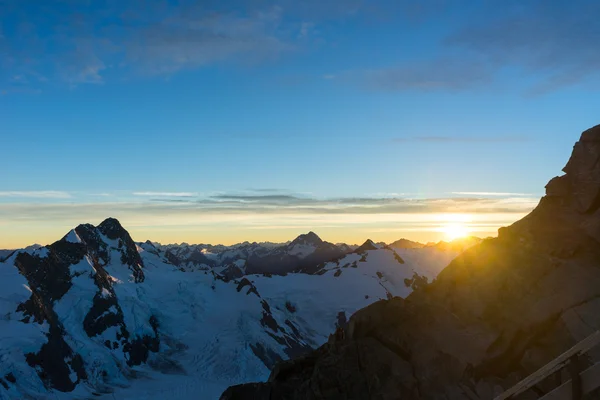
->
88, 193, 113, 197
362, 58, 492, 91
332, 1, 600, 94
210, 194, 306, 202
0, 191, 539, 247
0, 0, 294, 87
446, 1, 600, 94
0, 197, 538, 228
133, 192, 197, 197
452, 191, 533, 197
393, 135, 531, 143
0, 191, 71, 199
13, 192, 538, 215
5, 0, 595, 94
123, 7, 289, 75
247, 188, 289, 193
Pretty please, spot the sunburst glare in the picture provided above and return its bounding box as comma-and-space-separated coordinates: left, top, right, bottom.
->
441, 223, 470, 240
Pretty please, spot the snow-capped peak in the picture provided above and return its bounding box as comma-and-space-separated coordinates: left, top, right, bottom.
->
282, 232, 322, 258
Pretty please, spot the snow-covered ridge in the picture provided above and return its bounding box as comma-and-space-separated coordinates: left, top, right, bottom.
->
0, 218, 472, 399
154, 231, 349, 276
0, 249, 15, 262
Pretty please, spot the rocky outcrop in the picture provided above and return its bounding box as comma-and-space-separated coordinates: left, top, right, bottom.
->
221, 125, 600, 399
221, 264, 245, 281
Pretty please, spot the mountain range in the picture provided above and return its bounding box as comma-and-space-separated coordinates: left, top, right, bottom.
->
7, 124, 598, 400
0, 221, 472, 399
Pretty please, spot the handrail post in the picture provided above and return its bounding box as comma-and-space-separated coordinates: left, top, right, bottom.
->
552, 369, 561, 386
568, 355, 582, 400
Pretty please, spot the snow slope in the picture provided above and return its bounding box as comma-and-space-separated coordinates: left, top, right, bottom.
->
0, 250, 15, 262
0, 220, 463, 400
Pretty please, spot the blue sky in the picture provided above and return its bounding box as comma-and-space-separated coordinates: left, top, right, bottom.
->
1, 0, 599, 247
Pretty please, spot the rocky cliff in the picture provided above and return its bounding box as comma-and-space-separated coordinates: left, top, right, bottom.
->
221, 125, 600, 399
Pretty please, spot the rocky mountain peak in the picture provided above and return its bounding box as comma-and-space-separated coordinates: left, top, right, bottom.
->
502, 125, 600, 247
98, 217, 128, 240
97, 218, 144, 269
354, 239, 378, 253
389, 238, 424, 249
290, 231, 322, 246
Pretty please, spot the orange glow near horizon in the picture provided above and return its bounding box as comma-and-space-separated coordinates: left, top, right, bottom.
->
441, 223, 470, 240
0, 209, 529, 249
437, 213, 472, 241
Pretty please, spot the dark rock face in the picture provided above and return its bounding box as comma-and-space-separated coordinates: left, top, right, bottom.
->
245, 232, 346, 275
24, 328, 87, 392
221, 125, 600, 399
13, 243, 88, 391
98, 218, 146, 282
562, 125, 600, 214
222, 337, 419, 400
160, 231, 350, 276
220, 264, 244, 281
335, 312, 347, 330
403, 272, 429, 291
164, 249, 182, 266
293, 231, 321, 245
11, 218, 160, 393
124, 316, 160, 366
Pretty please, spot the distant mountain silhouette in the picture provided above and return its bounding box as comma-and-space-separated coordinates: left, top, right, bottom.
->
389, 238, 425, 249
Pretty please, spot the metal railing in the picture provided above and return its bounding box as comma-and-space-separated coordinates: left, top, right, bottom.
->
495, 331, 600, 400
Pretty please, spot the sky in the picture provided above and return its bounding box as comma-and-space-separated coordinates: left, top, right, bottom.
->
1, 0, 599, 248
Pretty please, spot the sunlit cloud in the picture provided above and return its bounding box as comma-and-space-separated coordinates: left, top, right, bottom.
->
451, 191, 534, 197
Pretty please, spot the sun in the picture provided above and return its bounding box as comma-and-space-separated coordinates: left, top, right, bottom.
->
442, 223, 469, 241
